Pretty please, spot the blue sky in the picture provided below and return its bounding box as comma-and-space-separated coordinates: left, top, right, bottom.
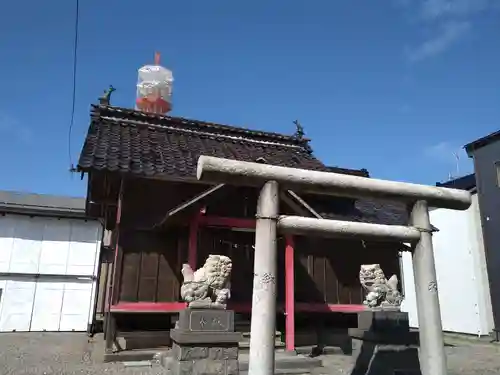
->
0, 0, 499, 197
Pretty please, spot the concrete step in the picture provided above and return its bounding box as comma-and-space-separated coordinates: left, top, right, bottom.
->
238, 339, 286, 351
240, 329, 281, 338
240, 369, 313, 375
104, 349, 166, 363
160, 352, 323, 374
238, 352, 322, 372
238, 330, 284, 350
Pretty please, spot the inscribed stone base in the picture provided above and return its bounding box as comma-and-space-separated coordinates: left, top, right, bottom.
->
169, 340, 240, 375
168, 309, 241, 375
170, 358, 239, 375
176, 308, 235, 333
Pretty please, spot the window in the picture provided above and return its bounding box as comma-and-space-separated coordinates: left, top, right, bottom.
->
496, 161, 500, 187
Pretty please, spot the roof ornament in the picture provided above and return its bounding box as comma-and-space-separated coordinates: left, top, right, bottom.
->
292, 119, 313, 154
293, 120, 305, 139
99, 85, 116, 106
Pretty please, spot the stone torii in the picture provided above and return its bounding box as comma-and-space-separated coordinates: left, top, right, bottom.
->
196, 155, 471, 375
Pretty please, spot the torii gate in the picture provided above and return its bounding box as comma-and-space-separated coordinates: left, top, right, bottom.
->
196, 156, 471, 375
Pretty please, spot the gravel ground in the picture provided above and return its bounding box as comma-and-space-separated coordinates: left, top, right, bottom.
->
1, 332, 500, 374
316, 343, 500, 375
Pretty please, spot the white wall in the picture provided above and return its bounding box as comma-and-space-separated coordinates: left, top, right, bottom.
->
401, 194, 494, 336
0, 214, 102, 332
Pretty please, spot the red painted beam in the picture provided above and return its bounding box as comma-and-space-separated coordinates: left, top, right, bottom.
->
111, 302, 187, 313
285, 235, 295, 351
110, 302, 256, 313
110, 301, 366, 314
199, 216, 256, 229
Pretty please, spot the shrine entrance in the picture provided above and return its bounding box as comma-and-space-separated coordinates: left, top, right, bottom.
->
196, 227, 285, 306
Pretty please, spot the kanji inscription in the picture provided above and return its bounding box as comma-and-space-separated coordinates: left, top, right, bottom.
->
189, 310, 230, 332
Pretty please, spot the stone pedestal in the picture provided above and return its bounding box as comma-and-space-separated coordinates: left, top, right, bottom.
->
169, 308, 242, 375
349, 311, 422, 375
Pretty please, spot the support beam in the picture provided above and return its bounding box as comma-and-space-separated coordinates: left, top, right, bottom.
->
286, 190, 323, 218
280, 192, 312, 218
285, 235, 295, 352
196, 156, 471, 210
249, 181, 279, 375
280, 190, 323, 219
410, 201, 447, 375
153, 184, 225, 228
278, 215, 421, 242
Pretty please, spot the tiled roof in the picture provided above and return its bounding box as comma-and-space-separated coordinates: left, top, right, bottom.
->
78, 105, 327, 180
78, 105, 407, 225
302, 194, 407, 226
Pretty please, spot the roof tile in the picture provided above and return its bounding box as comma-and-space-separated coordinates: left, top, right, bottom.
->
78, 105, 407, 225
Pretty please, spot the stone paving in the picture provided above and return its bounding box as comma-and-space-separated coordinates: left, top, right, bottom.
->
1, 332, 500, 374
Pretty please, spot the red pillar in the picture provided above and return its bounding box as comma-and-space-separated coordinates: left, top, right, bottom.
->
188, 212, 200, 269
285, 235, 295, 351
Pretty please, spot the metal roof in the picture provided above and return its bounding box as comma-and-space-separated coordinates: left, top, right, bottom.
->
0, 190, 89, 219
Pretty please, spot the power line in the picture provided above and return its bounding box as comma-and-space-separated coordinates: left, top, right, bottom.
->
68, 0, 80, 172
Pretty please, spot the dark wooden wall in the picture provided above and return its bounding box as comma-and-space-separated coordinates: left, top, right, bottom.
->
114, 178, 402, 307
294, 237, 402, 305
115, 226, 401, 306
117, 228, 187, 303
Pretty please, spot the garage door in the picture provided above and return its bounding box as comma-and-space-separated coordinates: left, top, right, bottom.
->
0, 278, 95, 332
0, 215, 101, 332
0, 279, 35, 331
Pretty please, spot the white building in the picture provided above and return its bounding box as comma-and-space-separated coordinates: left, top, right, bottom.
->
0, 191, 103, 332
401, 174, 494, 336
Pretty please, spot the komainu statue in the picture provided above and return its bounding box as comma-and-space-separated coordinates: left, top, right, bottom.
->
359, 264, 403, 309
180, 254, 232, 309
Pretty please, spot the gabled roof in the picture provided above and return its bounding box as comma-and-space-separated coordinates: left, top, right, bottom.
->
464, 130, 500, 155
436, 173, 476, 192
78, 105, 329, 181
78, 104, 407, 226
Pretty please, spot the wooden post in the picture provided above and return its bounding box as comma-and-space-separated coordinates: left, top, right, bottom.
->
285, 235, 295, 352
188, 212, 200, 269
106, 179, 124, 353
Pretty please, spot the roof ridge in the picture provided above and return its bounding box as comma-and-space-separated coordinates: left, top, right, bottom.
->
91, 104, 311, 147
98, 115, 312, 152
